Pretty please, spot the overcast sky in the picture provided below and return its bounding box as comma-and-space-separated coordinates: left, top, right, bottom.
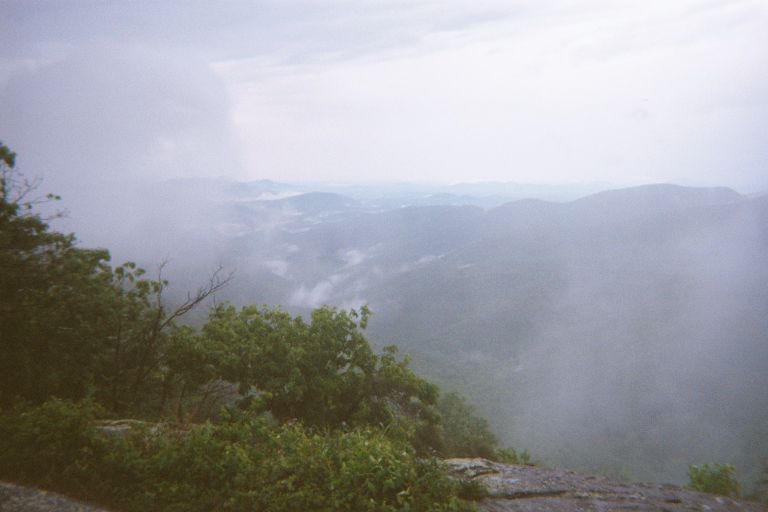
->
1, 0, 767, 192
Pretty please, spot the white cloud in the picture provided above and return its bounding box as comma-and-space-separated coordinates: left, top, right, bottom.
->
289, 280, 335, 308
213, 0, 768, 189
254, 191, 302, 201
263, 259, 290, 278
340, 248, 367, 266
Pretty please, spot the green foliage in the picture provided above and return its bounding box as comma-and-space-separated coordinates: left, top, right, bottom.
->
0, 142, 15, 168
434, 392, 532, 463
0, 399, 108, 495
1, 143, 115, 405
203, 303, 442, 451
494, 447, 532, 465
455, 479, 489, 501
687, 463, 740, 497
437, 392, 497, 459
205, 303, 378, 426
749, 462, 768, 504
0, 400, 472, 511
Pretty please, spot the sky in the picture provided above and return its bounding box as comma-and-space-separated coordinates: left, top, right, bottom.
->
1, 0, 767, 192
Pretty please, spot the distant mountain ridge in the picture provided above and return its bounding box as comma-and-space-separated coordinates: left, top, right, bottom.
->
568, 183, 743, 221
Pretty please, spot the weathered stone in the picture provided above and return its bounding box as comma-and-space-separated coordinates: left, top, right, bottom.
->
0, 482, 108, 512
94, 419, 149, 438
444, 458, 768, 512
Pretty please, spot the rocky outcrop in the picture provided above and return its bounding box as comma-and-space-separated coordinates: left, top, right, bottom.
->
0, 482, 108, 512
94, 419, 150, 438
445, 458, 767, 512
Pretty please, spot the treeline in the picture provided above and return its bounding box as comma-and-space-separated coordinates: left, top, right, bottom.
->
0, 143, 524, 510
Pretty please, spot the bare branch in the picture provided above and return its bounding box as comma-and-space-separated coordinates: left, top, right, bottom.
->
1, 162, 66, 219
160, 265, 233, 330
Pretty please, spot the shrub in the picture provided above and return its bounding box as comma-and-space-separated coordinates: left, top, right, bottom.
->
0, 400, 473, 511
749, 463, 768, 504
687, 463, 740, 497
456, 479, 489, 501
494, 447, 533, 466
0, 399, 106, 493
437, 392, 497, 459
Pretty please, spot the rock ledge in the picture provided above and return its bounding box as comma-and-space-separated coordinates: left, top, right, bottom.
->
0, 482, 108, 512
445, 458, 767, 512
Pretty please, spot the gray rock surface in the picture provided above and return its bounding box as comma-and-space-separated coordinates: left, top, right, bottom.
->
0, 482, 108, 512
446, 458, 768, 512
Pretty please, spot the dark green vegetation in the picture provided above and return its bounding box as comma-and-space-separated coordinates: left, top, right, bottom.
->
0, 400, 467, 512
687, 464, 740, 498
0, 143, 510, 510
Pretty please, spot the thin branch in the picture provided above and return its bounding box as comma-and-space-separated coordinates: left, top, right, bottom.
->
1, 165, 66, 219
160, 265, 233, 330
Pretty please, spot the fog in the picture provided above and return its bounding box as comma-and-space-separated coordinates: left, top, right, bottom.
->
2, 0, 768, 493
497, 200, 768, 483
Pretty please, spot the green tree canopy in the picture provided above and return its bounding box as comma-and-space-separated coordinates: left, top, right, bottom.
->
203, 303, 441, 449
437, 392, 498, 459
1, 141, 114, 404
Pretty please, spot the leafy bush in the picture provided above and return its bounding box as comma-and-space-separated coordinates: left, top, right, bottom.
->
0, 399, 106, 492
0, 400, 473, 511
204, 304, 441, 443
494, 447, 532, 465
687, 463, 740, 497
492, 447, 535, 466
455, 479, 489, 501
749, 462, 768, 504
437, 392, 497, 458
